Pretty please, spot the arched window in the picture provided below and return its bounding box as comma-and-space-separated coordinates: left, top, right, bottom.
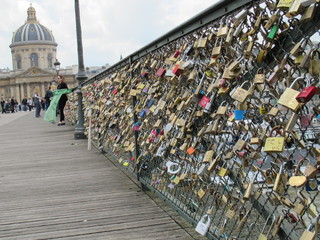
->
16, 55, 22, 69
47, 53, 53, 68
30, 53, 38, 67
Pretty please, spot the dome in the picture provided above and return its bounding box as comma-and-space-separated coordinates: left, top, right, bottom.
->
10, 4, 57, 47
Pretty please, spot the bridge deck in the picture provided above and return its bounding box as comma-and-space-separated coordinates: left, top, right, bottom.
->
0, 111, 194, 240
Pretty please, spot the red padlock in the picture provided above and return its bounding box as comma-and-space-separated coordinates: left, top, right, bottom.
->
172, 64, 183, 76
173, 50, 181, 58
296, 86, 318, 103
199, 96, 210, 108
155, 67, 166, 77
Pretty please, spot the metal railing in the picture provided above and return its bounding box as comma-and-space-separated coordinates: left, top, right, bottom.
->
66, 0, 320, 239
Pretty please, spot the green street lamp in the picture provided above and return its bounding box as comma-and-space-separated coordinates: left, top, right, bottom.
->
74, 0, 87, 139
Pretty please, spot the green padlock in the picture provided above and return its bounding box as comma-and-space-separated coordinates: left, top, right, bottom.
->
267, 24, 279, 40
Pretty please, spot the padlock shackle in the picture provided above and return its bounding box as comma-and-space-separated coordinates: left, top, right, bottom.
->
289, 76, 304, 89
269, 125, 285, 137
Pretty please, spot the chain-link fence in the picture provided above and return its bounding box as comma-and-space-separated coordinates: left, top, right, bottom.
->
66, 0, 320, 239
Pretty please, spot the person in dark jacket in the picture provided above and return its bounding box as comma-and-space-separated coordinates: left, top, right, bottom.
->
21, 97, 28, 111
1, 97, 5, 114
44, 86, 53, 110
56, 75, 68, 126
10, 97, 15, 113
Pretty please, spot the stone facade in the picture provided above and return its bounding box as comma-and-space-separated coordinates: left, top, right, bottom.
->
0, 4, 76, 102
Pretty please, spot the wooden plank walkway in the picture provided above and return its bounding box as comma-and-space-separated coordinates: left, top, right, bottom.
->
0, 111, 194, 240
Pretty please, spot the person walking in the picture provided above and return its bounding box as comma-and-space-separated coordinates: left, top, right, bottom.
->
56, 75, 68, 126
33, 86, 42, 117
44, 86, 53, 110
21, 97, 28, 111
1, 97, 5, 114
10, 97, 15, 113
27, 97, 33, 111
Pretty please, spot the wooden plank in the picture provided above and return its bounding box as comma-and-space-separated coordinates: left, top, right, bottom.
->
0, 112, 192, 239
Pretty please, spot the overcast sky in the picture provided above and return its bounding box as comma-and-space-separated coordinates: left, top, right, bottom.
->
0, 0, 217, 70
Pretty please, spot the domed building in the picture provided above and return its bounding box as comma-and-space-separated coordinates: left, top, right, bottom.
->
10, 5, 57, 71
0, 4, 76, 102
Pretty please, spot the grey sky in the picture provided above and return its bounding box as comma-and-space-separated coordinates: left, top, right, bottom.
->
0, 0, 216, 69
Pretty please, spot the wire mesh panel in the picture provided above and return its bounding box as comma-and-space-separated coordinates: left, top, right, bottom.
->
66, 0, 320, 239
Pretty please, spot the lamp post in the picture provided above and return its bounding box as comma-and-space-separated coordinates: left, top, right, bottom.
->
74, 0, 87, 139
51, 59, 60, 86
54, 59, 60, 75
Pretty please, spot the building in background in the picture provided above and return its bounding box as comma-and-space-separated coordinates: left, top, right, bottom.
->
0, 4, 77, 102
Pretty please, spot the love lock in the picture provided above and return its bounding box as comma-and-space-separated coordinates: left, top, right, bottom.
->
166, 161, 181, 175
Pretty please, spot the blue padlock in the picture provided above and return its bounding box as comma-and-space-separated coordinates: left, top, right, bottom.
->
148, 99, 154, 108
234, 109, 245, 120
139, 110, 146, 117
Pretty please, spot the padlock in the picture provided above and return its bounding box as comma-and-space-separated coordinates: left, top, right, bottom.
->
277, 0, 294, 9
234, 136, 247, 151
308, 51, 320, 75
264, 126, 285, 153
257, 49, 267, 64
245, 39, 255, 58
199, 95, 210, 108
203, 150, 214, 163
300, 3, 316, 22
225, 203, 238, 219
207, 153, 222, 172
254, 68, 266, 84
211, 38, 222, 57
286, 0, 303, 18
217, 16, 229, 37
195, 214, 211, 236
277, 77, 304, 112
172, 63, 184, 76
267, 19, 280, 40
289, 172, 308, 186
216, 101, 229, 115
285, 112, 299, 132
267, 106, 279, 116
155, 67, 166, 77
305, 179, 319, 191
217, 161, 230, 177
258, 214, 274, 240
296, 86, 319, 103
300, 221, 318, 240
197, 187, 207, 199
231, 81, 253, 103
304, 159, 318, 179
234, 109, 245, 120
273, 163, 287, 195
259, 103, 269, 115
300, 105, 313, 128
264, 9, 280, 30
197, 37, 208, 48
243, 172, 258, 201
270, 215, 284, 237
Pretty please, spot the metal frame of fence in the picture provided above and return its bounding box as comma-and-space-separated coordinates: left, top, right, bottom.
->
66, 0, 320, 239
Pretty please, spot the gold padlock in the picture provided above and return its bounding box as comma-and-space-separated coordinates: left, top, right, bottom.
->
231, 81, 253, 103
277, 77, 304, 112
264, 126, 285, 153
254, 68, 266, 84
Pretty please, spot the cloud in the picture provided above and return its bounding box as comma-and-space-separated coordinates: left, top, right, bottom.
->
0, 0, 216, 70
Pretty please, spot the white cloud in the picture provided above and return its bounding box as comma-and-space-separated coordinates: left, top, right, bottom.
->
0, 0, 216, 69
